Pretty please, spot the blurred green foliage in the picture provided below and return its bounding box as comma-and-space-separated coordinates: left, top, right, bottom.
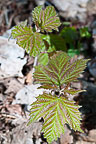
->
41, 26, 91, 58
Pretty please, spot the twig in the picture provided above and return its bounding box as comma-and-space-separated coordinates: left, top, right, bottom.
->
0, 112, 17, 119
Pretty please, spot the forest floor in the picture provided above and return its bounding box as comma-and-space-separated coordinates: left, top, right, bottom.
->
1, 0, 96, 144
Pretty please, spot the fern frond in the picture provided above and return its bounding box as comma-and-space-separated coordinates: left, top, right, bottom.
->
12, 23, 43, 56
34, 51, 88, 87
28, 93, 83, 143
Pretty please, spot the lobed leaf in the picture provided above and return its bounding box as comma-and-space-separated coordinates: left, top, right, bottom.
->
60, 58, 89, 84
32, 6, 61, 32
28, 93, 83, 143
34, 51, 88, 87
32, 5, 42, 26
40, 6, 61, 32
12, 23, 43, 56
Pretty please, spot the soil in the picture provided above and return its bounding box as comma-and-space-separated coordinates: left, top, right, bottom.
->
1, 0, 96, 144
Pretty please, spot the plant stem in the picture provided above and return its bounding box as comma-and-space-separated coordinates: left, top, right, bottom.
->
26, 56, 38, 84
32, 56, 38, 75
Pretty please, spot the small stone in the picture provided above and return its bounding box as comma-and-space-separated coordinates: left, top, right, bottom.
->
12, 84, 46, 111
25, 138, 33, 144
48, 0, 89, 22
88, 129, 96, 142
88, 59, 96, 78
60, 125, 73, 144
4, 78, 23, 95
35, 0, 45, 5
11, 121, 42, 144
0, 37, 27, 78
76, 141, 95, 144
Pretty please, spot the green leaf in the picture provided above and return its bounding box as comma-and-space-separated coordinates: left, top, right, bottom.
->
41, 34, 56, 53
50, 34, 67, 52
60, 27, 78, 44
60, 27, 79, 52
40, 6, 61, 32
80, 27, 91, 38
41, 34, 67, 53
32, 5, 43, 27
38, 84, 58, 89
12, 23, 43, 57
28, 93, 83, 143
60, 58, 88, 84
62, 21, 71, 26
18, 20, 28, 27
64, 89, 85, 95
68, 49, 80, 57
34, 51, 88, 87
32, 6, 61, 32
38, 53, 49, 65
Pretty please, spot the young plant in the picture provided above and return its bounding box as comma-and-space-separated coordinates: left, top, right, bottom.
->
11, 5, 89, 144
11, 5, 61, 66
28, 51, 88, 143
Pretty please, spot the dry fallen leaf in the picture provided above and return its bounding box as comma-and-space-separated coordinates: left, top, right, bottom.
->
25, 71, 33, 84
